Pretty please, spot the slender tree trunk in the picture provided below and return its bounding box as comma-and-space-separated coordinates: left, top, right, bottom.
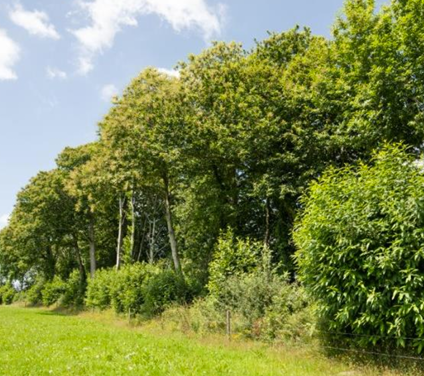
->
116, 195, 126, 270
88, 214, 96, 279
130, 190, 136, 261
72, 234, 86, 280
163, 173, 182, 274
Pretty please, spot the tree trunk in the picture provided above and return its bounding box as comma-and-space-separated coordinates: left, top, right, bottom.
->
163, 173, 182, 274
88, 214, 96, 279
116, 195, 126, 270
130, 191, 136, 261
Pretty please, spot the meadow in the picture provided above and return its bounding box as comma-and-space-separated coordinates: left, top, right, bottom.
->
0, 306, 417, 376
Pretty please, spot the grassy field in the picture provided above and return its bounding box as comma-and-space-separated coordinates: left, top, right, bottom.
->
0, 306, 417, 376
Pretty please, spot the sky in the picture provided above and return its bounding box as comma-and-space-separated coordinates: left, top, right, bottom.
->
0, 0, 384, 229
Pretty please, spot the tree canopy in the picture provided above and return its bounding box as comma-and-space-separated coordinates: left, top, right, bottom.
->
2, 1, 424, 342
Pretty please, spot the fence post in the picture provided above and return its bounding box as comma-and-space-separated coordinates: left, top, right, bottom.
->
226, 310, 231, 341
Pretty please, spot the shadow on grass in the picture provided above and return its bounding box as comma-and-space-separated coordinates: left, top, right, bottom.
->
32, 305, 85, 317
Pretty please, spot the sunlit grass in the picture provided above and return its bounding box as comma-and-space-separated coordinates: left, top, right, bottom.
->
0, 306, 416, 375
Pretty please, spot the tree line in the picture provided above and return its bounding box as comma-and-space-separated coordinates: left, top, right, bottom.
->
1, 0, 424, 342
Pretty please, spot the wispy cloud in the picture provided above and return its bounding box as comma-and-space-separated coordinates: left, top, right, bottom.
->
10, 4, 60, 40
157, 67, 180, 78
0, 29, 20, 80
71, 0, 225, 74
0, 214, 10, 229
100, 83, 118, 102
46, 66, 67, 80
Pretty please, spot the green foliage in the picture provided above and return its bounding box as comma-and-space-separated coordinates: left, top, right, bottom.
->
109, 264, 157, 315
41, 276, 67, 307
26, 277, 45, 306
85, 268, 114, 310
142, 270, 189, 316
61, 270, 86, 307
4, 0, 424, 354
207, 241, 312, 341
86, 263, 191, 317
0, 283, 16, 305
294, 145, 424, 351
208, 229, 263, 295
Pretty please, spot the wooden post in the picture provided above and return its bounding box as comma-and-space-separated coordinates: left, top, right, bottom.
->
226, 310, 231, 341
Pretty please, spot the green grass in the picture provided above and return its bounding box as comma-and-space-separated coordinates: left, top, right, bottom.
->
0, 306, 404, 375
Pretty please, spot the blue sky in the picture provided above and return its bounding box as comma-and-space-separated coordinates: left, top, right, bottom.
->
0, 0, 382, 228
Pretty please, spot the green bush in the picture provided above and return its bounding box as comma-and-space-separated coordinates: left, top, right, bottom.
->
86, 263, 192, 317
142, 270, 190, 316
85, 268, 114, 310
62, 270, 86, 307
161, 274, 313, 342
205, 243, 313, 341
294, 145, 424, 352
41, 276, 66, 306
0, 283, 16, 305
110, 263, 162, 315
208, 229, 264, 296
26, 278, 46, 306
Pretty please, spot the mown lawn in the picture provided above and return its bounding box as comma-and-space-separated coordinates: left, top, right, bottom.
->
0, 306, 408, 376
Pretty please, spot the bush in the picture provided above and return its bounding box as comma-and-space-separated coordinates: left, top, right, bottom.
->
85, 268, 114, 310
208, 229, 264, 296
41, 276, 67, 306
26, 277, 45, 306
205, 242, 313, 341
110, 263, 164, 315
86, 263, 192, 317
0, 283, 16, 305
159, 276, 313, 342
62, 270, 86, 307
294, 145, 424, 352
142, 270, 190, 316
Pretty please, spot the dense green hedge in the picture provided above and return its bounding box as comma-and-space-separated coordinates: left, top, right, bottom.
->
0, 283, 15, 305
294, 145, 424, 352
86, 263, 191, 317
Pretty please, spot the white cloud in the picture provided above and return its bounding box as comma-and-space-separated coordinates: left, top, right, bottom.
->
72, 0, 225, 74
0, 29, 20, 80
157, 67, 180, 78
101, 84, 118, 102
0, 214, 10, 229
46, 66, 67, 80
10, 4, 60, 40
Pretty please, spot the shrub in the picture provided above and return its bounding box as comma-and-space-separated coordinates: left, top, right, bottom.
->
160, 276, 313, 342
86, 263, 193, 317
62, 270, 86, 307
86, 263, 162, 315
41, 276, 66, 306
0, 283, 16, 305
142, 270, 189, 316
109, 263, 160, 315
208, 229, 264, 296
26, 277, 45, 306
85, 268, 114, 310
294, 145, 424, 352
206, 243, 313, 341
